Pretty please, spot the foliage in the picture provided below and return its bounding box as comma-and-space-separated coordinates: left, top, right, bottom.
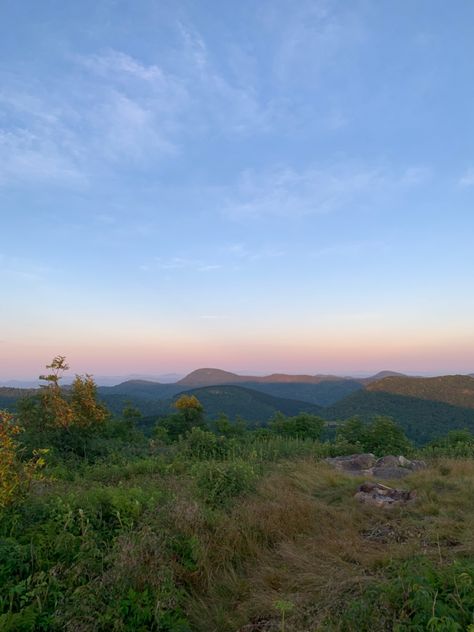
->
70, 373, 109, 427
191, 459, 256, 508
327, 558, 474, 631
269, 411, 325, 440
5, 357, 474, 631
0, 410, 46, 509
156, 395, 206, 441
336, 415, 413, 455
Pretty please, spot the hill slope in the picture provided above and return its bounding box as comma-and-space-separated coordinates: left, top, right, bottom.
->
325, 389, 474, 444
178, 367, 362, 387
367, 375, 474, 408
237, 379, 362, 406
174, 385, 324, 422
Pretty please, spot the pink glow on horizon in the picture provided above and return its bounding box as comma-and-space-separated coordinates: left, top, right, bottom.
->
1, 334, 474, 379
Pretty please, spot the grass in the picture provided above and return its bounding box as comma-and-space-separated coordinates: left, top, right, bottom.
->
2, 446, 474, 630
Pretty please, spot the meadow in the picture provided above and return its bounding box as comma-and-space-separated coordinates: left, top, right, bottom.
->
2, 361, 474, 631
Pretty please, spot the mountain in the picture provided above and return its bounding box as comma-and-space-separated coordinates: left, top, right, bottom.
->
172, 385, 323, 422
325, 389, 474, 445
178, 367, 359, 387
177, 368, 244, 386
366, 375, 474, 408
360, 370, 408, 384
236, 380, 362, 406
0, 387, 37, 410
99, 380, 182, 399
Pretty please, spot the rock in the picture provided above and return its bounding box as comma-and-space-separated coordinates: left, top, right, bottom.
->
326, 453, 426, 478
375, 455, 400, 468
325, 453, 376, 473
397, 455, 411, 468
372, 466, 411, 480
355, 481, 416, 508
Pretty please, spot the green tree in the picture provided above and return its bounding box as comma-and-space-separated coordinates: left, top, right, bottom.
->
269, 412, 325, 440
70, 374, 108, 428
364, 415, 412, 455
158, 395, 206, 440
335, 417, 366, 446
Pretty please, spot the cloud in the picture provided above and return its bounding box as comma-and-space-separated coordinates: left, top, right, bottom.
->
0, 49, 188, 187
259, 0, 364, 84
223, 243, 285, 261
310, 241, 387, 258
154, 256, 221, 272
459, 168, 474, 187
0, 129, 84, 186
222, 163, 430, 220
176, 23, 276, 134
0, 254, 50, 283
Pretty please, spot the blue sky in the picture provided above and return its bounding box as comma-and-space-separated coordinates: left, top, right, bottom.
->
1, 0, 474, 379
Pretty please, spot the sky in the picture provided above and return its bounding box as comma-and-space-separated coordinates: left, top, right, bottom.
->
1, 0, 474, 381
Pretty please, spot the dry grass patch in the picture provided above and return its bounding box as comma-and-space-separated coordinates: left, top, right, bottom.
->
187, 458, 474, 632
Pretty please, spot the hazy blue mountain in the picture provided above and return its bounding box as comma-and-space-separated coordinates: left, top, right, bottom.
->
236, 380, 362, 406
171, 385, 324, 422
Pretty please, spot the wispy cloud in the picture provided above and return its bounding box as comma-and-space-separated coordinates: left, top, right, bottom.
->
459, 168, 474, 187
223, 243, 286, 261
222, 163, 430, 220
153, 256, 221, 272
0, 128, 84, 186
0, 254, 50, 283
310, 241, 387, 258
259, 0, 364, 84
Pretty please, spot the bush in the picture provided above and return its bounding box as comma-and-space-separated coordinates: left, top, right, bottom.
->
191, 460, 256, 508
182, 427, 228, 459
336, 415, 412, 456
325, 558, 474, 631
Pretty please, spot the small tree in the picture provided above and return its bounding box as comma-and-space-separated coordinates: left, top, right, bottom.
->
174, 395, 204, 424
364, 416, 412, 455
336, 415, 412, 456
269, 412, 325, 440
335, 417, 366, 446
70, 374, 108, 428
158, 395, 206, 440
37, 355, 74, 429
0, 410, 46, 508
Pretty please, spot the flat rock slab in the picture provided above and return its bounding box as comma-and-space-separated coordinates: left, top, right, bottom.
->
325, 454, 426, 478
355, 481, 416, 508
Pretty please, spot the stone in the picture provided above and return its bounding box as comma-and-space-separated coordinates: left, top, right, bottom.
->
355, 481, 416, 508
325, 453, 376, 473
326, 453, 426, 478
372, 466, 412, 480
375, 455, 400, 468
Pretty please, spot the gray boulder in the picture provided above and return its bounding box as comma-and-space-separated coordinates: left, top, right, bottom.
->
326, 453, 426, 478
325, 453, 376, 473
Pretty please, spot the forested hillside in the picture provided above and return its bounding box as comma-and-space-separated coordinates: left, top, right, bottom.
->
367, 375, 474, 408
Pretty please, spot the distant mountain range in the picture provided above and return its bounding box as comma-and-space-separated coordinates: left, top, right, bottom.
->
172, 385, 323, 423
2, 368, 474, 444
176, 367, 406, 387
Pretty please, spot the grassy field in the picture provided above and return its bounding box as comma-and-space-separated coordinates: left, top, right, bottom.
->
2, 442, 474, 631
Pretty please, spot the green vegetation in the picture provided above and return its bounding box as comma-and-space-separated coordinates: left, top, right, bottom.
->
367, 375, 474, 408
3, 358, 474, 630
326, 390, 474, 445
336, 415, 413, 456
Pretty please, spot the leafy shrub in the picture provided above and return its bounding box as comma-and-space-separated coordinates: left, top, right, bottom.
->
336, 415, 412, 456
269, 412, 325, 440
192, 460, 256, 508
0, 410, 46, 509
327, 558, 474, 631
182, 427, 229, 459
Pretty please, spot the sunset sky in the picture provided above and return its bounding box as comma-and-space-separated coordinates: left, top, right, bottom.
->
1, 0, 474, 381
